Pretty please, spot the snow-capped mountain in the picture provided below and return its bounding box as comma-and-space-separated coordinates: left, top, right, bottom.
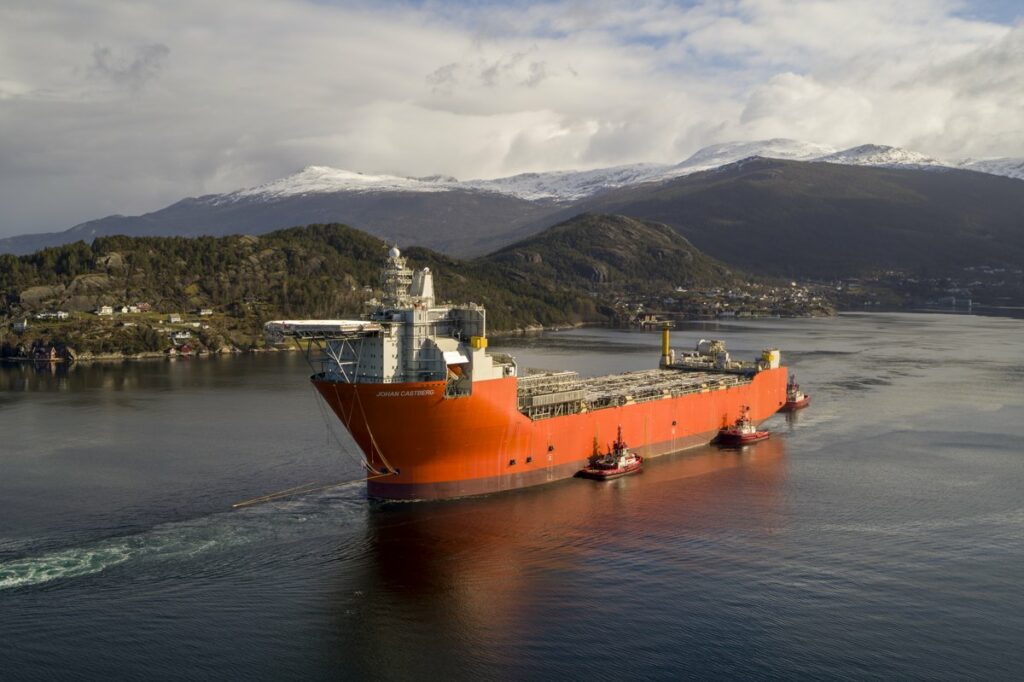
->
219, 139, 845, 205
462, 163, 674, 202
958, 157, 1024, 181
816, 144, 949, 169
465, 139, 840, 200
673, 139, 837, 172
229, 166, 454, 201
3, 138, 1023, 258
230, 160, 690, 204
223, 139, 1023, 206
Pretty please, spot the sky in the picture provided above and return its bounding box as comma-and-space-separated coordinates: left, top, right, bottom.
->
1, 0, 1022, 237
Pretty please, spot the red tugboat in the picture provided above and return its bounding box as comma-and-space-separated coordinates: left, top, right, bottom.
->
781, 375, 811, 411
716, 406, 770, 446
577, 427, 643, 480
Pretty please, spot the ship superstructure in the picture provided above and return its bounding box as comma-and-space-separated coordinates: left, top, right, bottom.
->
266, 247, 788, 500
278, 247, 513, 387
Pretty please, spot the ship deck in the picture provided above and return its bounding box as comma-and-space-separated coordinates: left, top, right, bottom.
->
517, 366, 755, 420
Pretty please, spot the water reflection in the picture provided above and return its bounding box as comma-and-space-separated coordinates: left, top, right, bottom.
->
783, 408, 806, 429
0, 360, 71, 392
337, 438, 786, 677
1, 359, 139, 394
0, 353, 314, 397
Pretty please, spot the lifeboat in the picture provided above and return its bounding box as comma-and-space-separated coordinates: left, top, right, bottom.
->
716, 406, 770, 446
780, 375, 811, 411
577, 427, 643, 480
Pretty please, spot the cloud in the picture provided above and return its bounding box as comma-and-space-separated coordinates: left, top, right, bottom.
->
739, 73, 875, 146
426, 62, 460, 94
731, 20, 1024, 157
522, 61, 549, 87
0, 0, 1021, 237
425, 49, 550, 93
90, 43, 170, 91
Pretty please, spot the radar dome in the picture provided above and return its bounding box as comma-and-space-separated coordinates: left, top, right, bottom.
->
388, 245, 401, 259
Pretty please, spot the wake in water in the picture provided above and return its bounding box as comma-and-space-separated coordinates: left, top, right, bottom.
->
0, 486, 365, 591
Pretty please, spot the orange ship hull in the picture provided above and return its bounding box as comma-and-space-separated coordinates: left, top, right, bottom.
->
313, 366, 787, 500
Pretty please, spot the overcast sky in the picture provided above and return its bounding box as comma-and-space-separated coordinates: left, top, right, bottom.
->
1, 0, 1022, 237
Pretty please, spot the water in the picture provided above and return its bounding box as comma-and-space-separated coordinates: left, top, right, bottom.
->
1, 313, 1022, 680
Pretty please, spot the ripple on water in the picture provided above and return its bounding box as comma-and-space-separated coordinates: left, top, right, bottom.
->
0, 486, 366, 591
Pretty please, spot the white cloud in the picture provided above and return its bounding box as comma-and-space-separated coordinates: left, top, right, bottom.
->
739, 72, 875, 145
0, 0, 1021, 236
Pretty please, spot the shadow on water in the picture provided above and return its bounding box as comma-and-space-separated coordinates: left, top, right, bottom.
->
330, 438, 787, 679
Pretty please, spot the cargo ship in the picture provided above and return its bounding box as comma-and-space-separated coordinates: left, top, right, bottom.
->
266, 247, 788, 500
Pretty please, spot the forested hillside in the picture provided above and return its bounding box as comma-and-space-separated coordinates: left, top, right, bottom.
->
0, 219, 827, 358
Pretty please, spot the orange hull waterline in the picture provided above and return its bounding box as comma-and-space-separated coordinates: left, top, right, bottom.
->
268, 248, 788, 501
314, 371, 784, 499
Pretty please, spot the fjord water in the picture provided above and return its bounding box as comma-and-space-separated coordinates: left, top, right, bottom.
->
2, 313, 1023, 680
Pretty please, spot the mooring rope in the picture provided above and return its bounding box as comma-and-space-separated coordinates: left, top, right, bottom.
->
350, 382, 399, 475
312, 383, 365, 467
231, 385, 391, 511
231, 473, 393, 509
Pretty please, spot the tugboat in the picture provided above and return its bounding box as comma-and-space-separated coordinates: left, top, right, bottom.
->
577, 427, 643, 480
780, 375, 811, 411
716, 406, 770, 446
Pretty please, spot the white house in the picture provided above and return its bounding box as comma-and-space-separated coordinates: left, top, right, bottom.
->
95, 306, 113, 316
34, 311, 68, 320
168, 314, 182, 324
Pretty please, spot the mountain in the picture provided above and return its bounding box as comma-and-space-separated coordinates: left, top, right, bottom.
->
461, 139, 838, 201
484, 213, 737, 290
816, 144, 948, 169
462, 163, 672, 202
222, 142, 1021, 203
0, 187, 562, 259
959, 157, 1024, 181
399, 213, 783, 329
2, 138, 1023, 262
672, 138, 836, 172
222, 139, 838, 204
232, 166, 457, 197
573, 157, 1024, 278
